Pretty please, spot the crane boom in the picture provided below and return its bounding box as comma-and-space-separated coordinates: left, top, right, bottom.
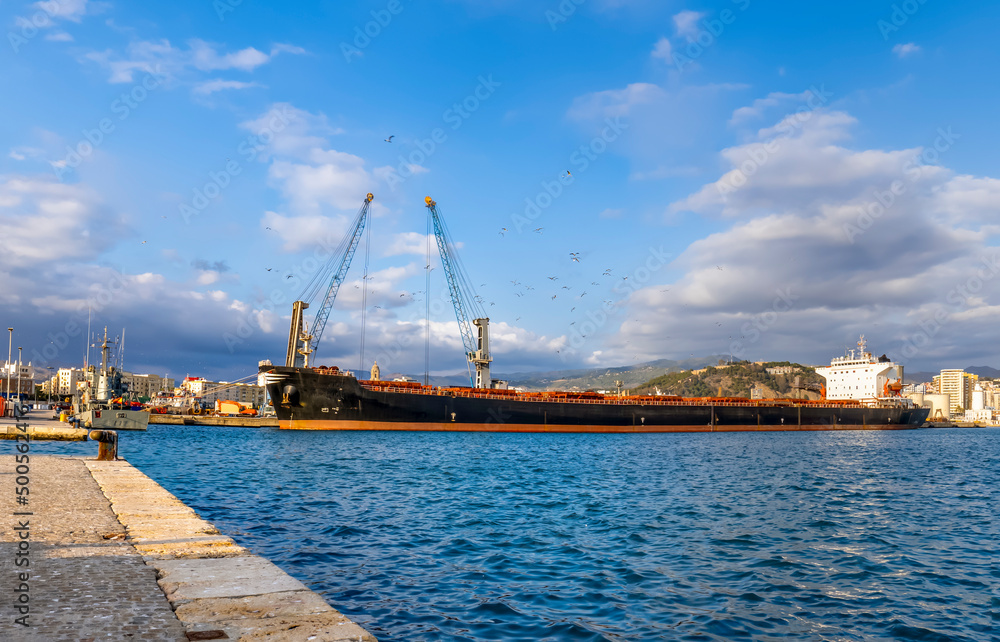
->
425, 196, 492, 388
285, 193, 373, 368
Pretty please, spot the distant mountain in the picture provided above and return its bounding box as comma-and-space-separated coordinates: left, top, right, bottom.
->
632, 362, 826, 399
396, 356, 727, 391
900, 366, 1000, 384
965, 366, 1000, 379
500, 356, 728, 392
388, 359, 996, 391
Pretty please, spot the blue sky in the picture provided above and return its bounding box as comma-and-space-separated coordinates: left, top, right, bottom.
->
3, 0, 1000, 382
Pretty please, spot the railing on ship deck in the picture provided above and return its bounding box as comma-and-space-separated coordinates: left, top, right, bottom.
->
348, 378, 866, 409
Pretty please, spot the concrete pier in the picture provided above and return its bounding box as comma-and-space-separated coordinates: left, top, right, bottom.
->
0, 455, 377, 641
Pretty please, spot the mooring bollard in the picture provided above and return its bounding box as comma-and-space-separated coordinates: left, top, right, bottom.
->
89, 430, 118, 461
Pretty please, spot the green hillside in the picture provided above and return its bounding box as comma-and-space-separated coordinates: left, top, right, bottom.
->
631, 361, 826, 399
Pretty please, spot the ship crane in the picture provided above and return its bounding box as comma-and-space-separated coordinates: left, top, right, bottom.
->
425, 196, 494, 388
285, 193, 374, 367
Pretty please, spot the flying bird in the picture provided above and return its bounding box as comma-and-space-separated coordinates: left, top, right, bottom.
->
533, 227, 543, 233
548, 276, 558, 281
603, 269, 612, 276
140, 241, 147, 244
384, 135, 394, 143
286, 275, 293, 279
551, 295, 557, 300
499, 228, 506, 237
266, 268, 272, 271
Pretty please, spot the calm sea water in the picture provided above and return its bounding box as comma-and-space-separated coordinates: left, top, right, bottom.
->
32, 425, 999, 641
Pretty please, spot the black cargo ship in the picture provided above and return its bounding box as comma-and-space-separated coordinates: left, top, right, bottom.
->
261, 365, 929, 432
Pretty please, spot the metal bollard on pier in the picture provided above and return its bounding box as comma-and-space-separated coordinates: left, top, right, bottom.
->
89, 430, 119, 461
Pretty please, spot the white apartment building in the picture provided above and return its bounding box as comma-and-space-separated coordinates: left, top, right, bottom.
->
181, 377, 265, 407
56, 368, 86, 396
122, 373, 176, 399
935, 369, 977, 415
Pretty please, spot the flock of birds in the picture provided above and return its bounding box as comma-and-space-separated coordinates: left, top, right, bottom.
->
196, 133, 734, 362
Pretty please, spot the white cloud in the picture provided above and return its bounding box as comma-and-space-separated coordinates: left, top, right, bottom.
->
384, 232, 435, 257
599, 208, 623, 219
892, 43, 921, 58
591, 109, 1000, 370
673, 10, 706, 41
83, 39, 305, 84
192, 79, 263, 95
239, 103, 343, 161
651, 37, 672, 63
0, 175, 121, 267
728, 90, 812, 126
568, 82, 666, 121
45, 31, 74, 42
34, 0, 91, 22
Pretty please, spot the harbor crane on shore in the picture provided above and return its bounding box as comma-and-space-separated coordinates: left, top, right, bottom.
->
425, 196, 494, 389
285, 193, 374, 368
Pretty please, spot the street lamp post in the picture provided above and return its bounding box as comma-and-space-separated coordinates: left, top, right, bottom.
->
5, 327, 12, 417
17, 347, 22, 415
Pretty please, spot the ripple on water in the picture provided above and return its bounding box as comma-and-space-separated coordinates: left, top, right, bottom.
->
25, 425, 997, 642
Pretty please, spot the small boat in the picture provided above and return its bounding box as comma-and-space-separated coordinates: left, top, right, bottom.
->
74, 328, 149, 431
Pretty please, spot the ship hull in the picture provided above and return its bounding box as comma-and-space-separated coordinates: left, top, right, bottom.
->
77, 408, 150, 431
263, 367, 929, 433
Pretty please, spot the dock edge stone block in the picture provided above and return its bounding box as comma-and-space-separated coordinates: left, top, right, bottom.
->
84, 459, 378, 641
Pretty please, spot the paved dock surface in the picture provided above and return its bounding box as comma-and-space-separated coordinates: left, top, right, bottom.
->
0, 455, 376, 641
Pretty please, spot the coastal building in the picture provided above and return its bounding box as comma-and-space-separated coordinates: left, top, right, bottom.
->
181, 377, 265, 407
56, 367, 86, 396
765, 366, 799, 375
934, 370, 978, 415
122, 373, 175, 400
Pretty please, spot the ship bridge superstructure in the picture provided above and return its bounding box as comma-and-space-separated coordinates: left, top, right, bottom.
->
816, 335, 905, 402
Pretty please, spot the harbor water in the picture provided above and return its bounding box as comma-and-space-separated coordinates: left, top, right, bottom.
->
34, 425, 999, 641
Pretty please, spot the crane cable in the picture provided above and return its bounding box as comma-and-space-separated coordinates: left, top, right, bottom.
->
424, 211, 431, 386
359, 210, 372, 374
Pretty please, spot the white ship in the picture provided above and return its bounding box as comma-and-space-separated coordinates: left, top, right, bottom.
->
816, 335, 905, 403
